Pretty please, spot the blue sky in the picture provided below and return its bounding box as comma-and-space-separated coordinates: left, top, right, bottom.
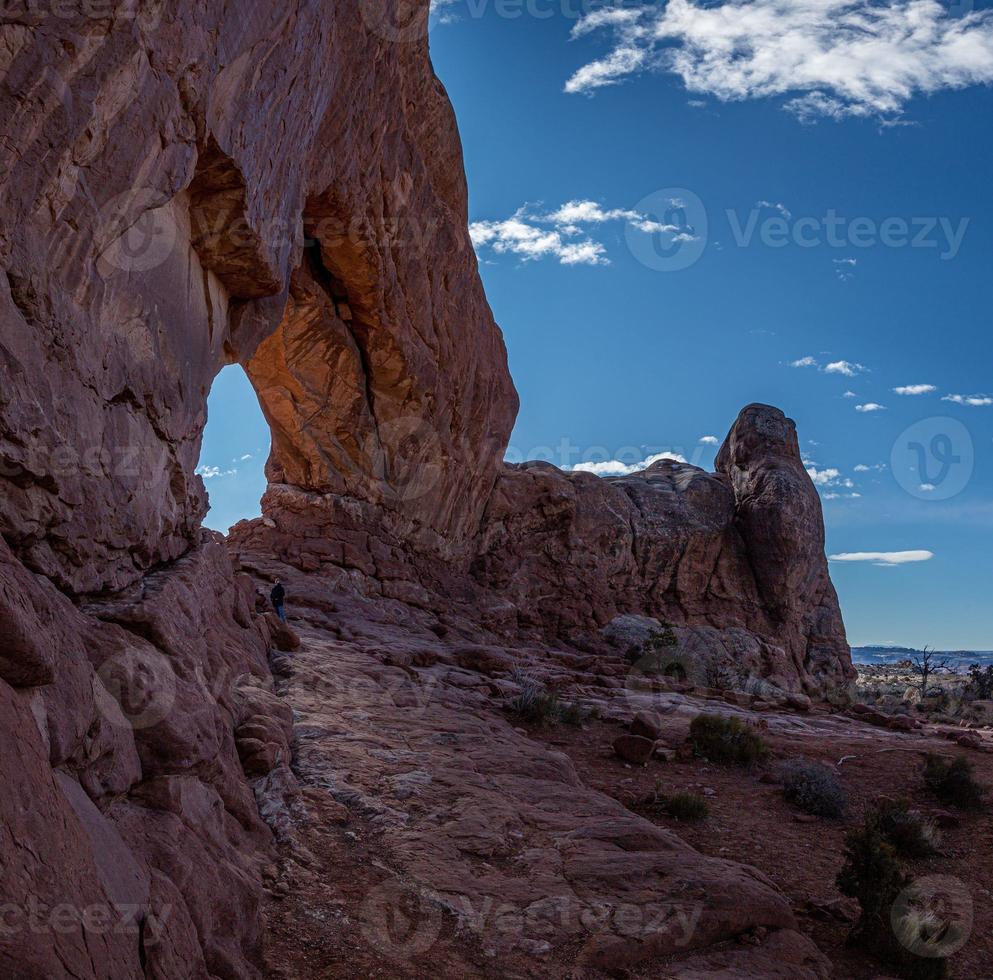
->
200, 0, 993, 649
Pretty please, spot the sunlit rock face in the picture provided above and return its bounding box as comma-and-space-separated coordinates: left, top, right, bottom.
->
0, 2, 850, 977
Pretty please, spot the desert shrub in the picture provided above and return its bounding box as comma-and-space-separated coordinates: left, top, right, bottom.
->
688, 713, 769, 766
663, 792, 710, 822
781, 759, 847, 817
869, 798, 940, 858
506, 676, 560, 724
966, 663, 993, 700
922, 754, 985, 811
837, 821, 946, 980
634, 780, 709, 822
625, 624, 680, 670
558, 701, 594, 726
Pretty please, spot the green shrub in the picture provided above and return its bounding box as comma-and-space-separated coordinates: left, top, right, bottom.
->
689, 713, 769, 766
837, 822, 947, 980
967, 663, 993, 700
922, 754, 985, 811
870, 798, 940, 858
663, 792, 710, 822
781, 759, 847, 817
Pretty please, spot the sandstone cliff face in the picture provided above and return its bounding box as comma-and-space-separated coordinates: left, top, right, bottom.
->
1, 2, 850, 977
472, 404, 852, 693
1, 2, 512, 976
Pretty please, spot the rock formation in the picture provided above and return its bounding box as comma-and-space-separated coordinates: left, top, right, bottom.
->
0, 2, 851, 977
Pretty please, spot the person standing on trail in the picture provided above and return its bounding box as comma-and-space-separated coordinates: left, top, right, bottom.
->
270, 579, 286, 623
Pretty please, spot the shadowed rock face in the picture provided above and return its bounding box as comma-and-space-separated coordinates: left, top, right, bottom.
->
1, 2, 849, 977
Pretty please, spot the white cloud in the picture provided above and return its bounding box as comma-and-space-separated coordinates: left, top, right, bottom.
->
470, 198, 698, 266
565, 0, 993, 122
699, 435, 720, 445
829, 550, 934, 566
893, 383, 937, 395
806, 464, 855, 491
825, 360, 867, 376
196, 464, 237, 479
843, 390, 857, 398
790, 355, 819, 368
240, 453, 253, 460
571, 450, 687, 477
806, 465, 842, 486
856, 402, 887, 412
469, 211, 609, 267
942, 393, 993, 406
854, 462, 886, 472
919, 483, 937, 492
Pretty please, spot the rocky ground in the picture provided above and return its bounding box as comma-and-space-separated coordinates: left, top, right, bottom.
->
252, 604, 993, 979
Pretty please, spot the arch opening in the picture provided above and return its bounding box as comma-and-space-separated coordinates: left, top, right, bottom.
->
196, 364, 270, 533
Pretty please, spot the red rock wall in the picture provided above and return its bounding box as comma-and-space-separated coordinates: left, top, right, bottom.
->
1, 2, 514, 975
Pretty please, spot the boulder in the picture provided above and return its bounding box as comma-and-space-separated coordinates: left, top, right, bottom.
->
614, 734, 657, 765
264, 613, 302, 652
631, 710, 665, 740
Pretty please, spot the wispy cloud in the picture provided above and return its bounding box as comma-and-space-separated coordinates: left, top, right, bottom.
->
699, 435, 720, 445
893, 383, 937, 396
756, 200, 792, 220
855, 402, 887, 412
565, 0, 993, 123
829, 549, 934, 566
790, 356, 868, 376
942, 393, 993, 406
470, 198, 697, 266
833, 256, 857, 281
571, 450, 687, 477
854, 462, 887, 473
